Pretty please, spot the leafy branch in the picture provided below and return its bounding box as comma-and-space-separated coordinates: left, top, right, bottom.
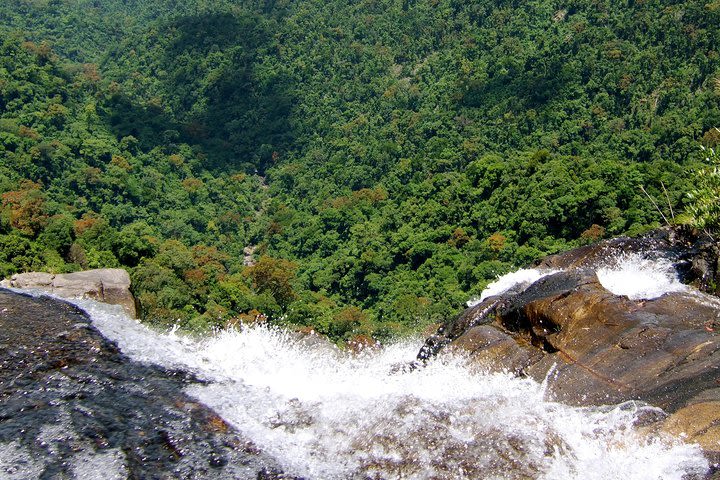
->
687, 134, 720, 237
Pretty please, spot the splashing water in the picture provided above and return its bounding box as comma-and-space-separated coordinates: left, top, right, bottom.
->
596, 253, 687, 300
470, 253, 687, 305
467, 268, 560, 307
52, 296, 708, 480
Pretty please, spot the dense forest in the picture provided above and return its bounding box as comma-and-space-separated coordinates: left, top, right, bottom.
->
1, 0, 719, 342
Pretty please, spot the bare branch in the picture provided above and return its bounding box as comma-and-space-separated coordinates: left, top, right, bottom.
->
660, 181, 674, 221
640, 185, 670, 225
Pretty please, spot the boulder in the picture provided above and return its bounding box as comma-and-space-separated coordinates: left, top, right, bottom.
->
2, 268, 136, 317
418, 227, 720, 465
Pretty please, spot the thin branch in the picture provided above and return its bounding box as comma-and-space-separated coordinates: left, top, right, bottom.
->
660, 181, 674, 221
640, 185, 670, 225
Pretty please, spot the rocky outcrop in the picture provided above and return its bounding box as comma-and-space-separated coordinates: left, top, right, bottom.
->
1, 269, 136, 317
0, 289, 292, 479
418, 227, 720, 466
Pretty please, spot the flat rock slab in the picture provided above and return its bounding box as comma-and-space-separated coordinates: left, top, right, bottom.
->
0, 288, 293, 479
1, 269, 136, 317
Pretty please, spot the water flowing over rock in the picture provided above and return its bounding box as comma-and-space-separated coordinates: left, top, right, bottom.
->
0, 289, 290, 479
418, 227, 720, 468
1, 269, 136, 317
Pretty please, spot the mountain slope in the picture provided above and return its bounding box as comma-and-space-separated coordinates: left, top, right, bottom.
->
1, 0, 719, 340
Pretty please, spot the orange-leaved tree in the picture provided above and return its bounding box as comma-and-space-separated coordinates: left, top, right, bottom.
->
243, 255, 297, 309
1, 180, 48, 236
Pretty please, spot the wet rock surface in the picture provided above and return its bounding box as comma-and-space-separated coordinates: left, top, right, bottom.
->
0, 288, 291, 479
419, 227, 720, 466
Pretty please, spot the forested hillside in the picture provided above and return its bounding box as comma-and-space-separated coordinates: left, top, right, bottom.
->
2, 0, 719, 341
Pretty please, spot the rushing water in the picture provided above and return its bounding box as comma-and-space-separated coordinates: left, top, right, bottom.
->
10, 254, 715, 479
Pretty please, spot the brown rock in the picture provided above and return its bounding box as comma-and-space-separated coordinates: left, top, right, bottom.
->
419, 226, 720, 466
474, 276, 720, 410
450, 325, 544, 375
662, 401, 720, 463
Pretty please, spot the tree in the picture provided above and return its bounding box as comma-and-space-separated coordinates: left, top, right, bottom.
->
113, 221, 159, 266
1, 180, 47, 236
243, 256, 297, 308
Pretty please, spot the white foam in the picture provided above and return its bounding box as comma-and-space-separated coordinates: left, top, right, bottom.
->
68, 298, 205, 371
468, 268, 560, 306
8, 291, 711, 479
596, 254, 687, 300
183, 328, 707, 480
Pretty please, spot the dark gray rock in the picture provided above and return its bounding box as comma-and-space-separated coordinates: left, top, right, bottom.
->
0, 289, 295, 479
